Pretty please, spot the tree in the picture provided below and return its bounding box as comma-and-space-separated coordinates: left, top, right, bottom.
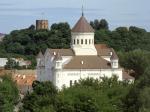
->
90, 19, 109, 30
5, 58, 20, 70
118, 50, 149, 79
57, 77, 131, 112
122, 67, 150, 112
6, 42, 25, 54
28, 25, 35, 30
99, 19, 109, 30
0, 75, 19, 112
22, 81, 57, 112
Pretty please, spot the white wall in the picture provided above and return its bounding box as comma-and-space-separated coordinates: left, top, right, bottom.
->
71, 32, 97, 55
0, 58, 7, 67
55, 68, 122, 89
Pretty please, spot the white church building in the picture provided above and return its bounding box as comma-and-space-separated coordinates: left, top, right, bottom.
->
36, 15, 132, 89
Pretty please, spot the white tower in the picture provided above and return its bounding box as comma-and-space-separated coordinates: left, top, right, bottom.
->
71, 15, 97, 56
110, 51, 119, 69
53, 53, 63, 88
36, 51, 45, 81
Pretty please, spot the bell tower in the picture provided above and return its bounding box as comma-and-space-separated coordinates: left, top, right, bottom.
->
71, 14, 97, 56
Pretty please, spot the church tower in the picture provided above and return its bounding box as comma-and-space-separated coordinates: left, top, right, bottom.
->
71, 15, 97, 55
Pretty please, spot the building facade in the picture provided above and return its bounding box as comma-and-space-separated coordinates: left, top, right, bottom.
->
36, 15, 128, 89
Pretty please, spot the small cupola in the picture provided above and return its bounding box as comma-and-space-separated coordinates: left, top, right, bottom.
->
54, 52, 63, 69
110, 49, 119, 69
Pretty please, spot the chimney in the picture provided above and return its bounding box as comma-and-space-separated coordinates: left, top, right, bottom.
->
53, 52, 56, 56
110, 52, 113, 56
23, 75, 26, 79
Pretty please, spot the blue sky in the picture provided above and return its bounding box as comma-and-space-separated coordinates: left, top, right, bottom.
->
0, 0, 150, 33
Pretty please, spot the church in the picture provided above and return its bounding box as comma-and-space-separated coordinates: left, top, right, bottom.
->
36, 14, 131, 89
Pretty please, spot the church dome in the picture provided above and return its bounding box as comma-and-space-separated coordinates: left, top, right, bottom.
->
72, 16, 94, 33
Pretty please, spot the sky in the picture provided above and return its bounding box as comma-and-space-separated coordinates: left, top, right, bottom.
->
0, 0, 150, 34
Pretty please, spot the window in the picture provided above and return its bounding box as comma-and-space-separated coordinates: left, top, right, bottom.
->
74, 80, 77, 84
77, 39, 79, 44
114, 62, 117, 66
81, 39, 83, 44
74, 39, 75, 44
89, 39, 91, 44
85, 39, 87, 44
70, 80, 72, 86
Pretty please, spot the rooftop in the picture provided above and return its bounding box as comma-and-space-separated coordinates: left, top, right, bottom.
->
72, 16, 94, 33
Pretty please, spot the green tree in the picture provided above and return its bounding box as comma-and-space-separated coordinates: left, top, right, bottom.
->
22, 81, 57, 112
57, 77, 131, 112
122, 67, 150, 112
118, 50, 149, 79
99, 19, 109, 30
5, 58, 20, 70
0, 75, 19, 112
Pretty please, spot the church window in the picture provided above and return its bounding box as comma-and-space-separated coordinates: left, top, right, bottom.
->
89, 39, 91, 44
85, 39, 87, 44
77, 39, 79, 44
70, 80, 72, 86
81, 39, 83, 44
74, 80, 77, 84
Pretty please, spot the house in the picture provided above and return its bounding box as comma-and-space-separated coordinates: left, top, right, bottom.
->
0, 58, 31, 68
36, 14, 133, 89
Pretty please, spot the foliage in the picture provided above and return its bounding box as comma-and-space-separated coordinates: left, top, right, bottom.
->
22, 81, 57, 112
90, 19, 109, 30
22, 77, 131, 112
58, 77, 131, 112
0, 22, 71, 68
121, 67, 150, 112
4, 58, 20, 70
0, 75, 19, 112
118, 49, 150, 79
94, 25, 150, 52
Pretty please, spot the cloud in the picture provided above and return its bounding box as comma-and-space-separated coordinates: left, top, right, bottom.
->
0, 3, 13, 6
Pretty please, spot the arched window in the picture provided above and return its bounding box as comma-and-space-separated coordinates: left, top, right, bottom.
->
89, 39, 91, 44
77, 39, 79, 44
74, 80, 77, 84
81, 39, 83, 44
85, 39, 87, 44
74, 39, 75, 44
70, 80, 72, 86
